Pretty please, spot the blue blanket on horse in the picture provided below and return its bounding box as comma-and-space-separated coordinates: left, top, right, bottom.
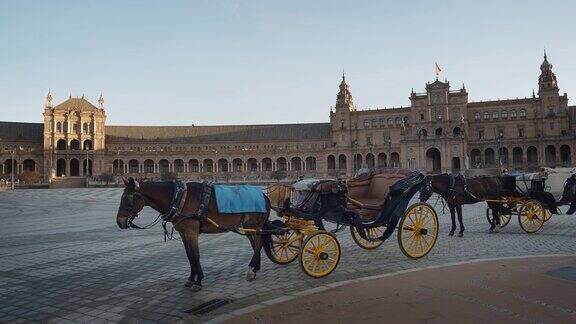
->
213, 185, 267, 214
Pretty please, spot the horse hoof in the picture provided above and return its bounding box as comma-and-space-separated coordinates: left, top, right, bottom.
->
246, 268, 256, 282
488, 228, 494, 233
190, 284, 202, 292
448, 231, 455, 236
184, 280, 193, 288
458, 232, 464, 237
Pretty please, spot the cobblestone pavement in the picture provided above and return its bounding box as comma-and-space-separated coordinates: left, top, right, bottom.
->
1, 188, 575, 323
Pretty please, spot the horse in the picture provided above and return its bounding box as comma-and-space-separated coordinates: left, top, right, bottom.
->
116, 177, 271, 291
419, 173, 516, 236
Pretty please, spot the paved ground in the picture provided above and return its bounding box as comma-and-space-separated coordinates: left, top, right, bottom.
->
229, 256, 576, 324
0, 188, 576, 323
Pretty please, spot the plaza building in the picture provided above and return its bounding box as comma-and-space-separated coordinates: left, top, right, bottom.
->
1, 54, 574, 185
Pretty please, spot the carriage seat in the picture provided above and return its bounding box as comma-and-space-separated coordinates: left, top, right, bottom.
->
346, 173, 408, 211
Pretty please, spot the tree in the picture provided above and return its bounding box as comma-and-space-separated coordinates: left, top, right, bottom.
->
17, 170, 41, 184
271, 170, 287, 182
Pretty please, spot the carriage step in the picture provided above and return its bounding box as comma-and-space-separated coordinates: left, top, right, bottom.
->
185, 298, 230, 315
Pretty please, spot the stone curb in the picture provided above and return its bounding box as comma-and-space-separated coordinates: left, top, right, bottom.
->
205, 253, 575, 324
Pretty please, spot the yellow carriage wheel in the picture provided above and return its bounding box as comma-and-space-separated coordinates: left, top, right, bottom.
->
299, 231, 341, 278
350, 225, 386, 250
398, 203, 439, 260
268, 230, 303, 265
518, 199, 545, 233
544, 210, 552, 222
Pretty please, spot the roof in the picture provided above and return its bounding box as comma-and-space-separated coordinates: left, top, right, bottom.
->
53, 97, 99, 112
105, 123, 332, 143
0, 121, 44, 142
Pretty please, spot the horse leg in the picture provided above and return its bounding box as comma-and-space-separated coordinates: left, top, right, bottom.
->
246, 234, 263, 282
456, 204, 465, 237
448, 203, 456, 236
178, 221, 203, 291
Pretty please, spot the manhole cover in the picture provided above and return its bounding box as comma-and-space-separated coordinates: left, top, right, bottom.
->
185, 299, 230, 315
545, 267, 576, 282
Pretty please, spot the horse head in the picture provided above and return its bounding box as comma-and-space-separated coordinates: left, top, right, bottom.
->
116, 177, 146, 229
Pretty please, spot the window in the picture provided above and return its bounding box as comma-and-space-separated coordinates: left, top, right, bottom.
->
483, 112, 490, 120
519, 109, 526, 118
474, 112, 480, 120
363, 119, 370, 128
518, 128, 524, 138
492, 111, 499, 119
366, 136, 372, 145
387, 118, 393, 126
379, 118, 385, 127
395, 117, 401, 125
420, 129, 428, 137
478, 130, 484, 140
511, 110, 517, 118
420, 113, 425, 121
56, 122, 62, 133
501, 110, 508, 119
371, 119, 377, 127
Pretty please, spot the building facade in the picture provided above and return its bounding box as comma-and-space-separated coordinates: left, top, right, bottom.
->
1, 54, 574, 184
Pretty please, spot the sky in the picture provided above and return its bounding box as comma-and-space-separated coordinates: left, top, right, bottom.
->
1, 0, 575, 126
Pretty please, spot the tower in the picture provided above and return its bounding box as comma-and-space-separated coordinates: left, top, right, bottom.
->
330, 73, 355, 149
538, 50, 559, 96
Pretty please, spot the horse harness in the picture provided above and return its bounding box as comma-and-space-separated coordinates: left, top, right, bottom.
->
162, 181, 213, 224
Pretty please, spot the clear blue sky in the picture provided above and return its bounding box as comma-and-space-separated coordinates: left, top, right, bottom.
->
1, 0, 575, 126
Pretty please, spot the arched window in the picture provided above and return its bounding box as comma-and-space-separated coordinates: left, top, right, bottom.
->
387, 118, 393, 126
56, 122, 62, 133
338, 154, 347, 170
501, 110, 508, 119
483, 111, 490, 120
188, 159, 199, 172
435, 128, 443, 136
262, 158, 272, 171
174, 159, 184, 173
305, 157, 316, 171
474, 112, 480, 120
511, 110, 517, 118
233, 158, 243, 172
519, 109, 526, 118
492, 111, 499, 119
83, 122, 88, 134
453, 127, 461, 137
395, 117, 401, 125
420, 129, 428, 137
203, 159, 214, 173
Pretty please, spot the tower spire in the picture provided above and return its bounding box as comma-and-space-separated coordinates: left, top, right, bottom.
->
335, 73, 354, 112
538, 50, 558, 95
98, 93, 105, 109
45, 90, 53, 108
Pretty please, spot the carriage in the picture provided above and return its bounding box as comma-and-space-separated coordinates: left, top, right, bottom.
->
264, 170, 439, 278
485, 167, 576, 233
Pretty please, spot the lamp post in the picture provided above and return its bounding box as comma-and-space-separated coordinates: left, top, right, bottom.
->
11, 148, 15, 190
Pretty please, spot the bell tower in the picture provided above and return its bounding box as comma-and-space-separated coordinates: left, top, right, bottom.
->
330, 73, 355, 147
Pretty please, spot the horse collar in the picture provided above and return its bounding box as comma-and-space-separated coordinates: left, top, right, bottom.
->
162, 181, 188, 222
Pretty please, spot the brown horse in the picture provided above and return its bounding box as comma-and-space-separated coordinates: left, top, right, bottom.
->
116, 177, 271, 291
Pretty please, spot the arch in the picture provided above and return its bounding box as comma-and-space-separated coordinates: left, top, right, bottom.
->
470, 149, 481, 168
83, 159, 93, 177
338, 154, 347, 170
366, 153, 375, 169
377, 153, 387, 169
22, 159, 35, 172
262, 158, 272, 172
217, 158, 229, 172
56, 139, 66, 150
420, 128, 428, 137
128, 159, 139, 173
435, 128, 443, 136
56, 122, 62, 133
327, 155, 336, 170
144, 159, 155, 173
159, 159, 170, 173
545, 145, 557, 166
305, 156, 316, 171
247, 158, 258, 172
174, 159, 185, 173
83, 139, 92, 150
70, 158, 80, 176
527, 146, 538, 165
484, 148, 495, 167
452, 126, 461, 137
188, 159, 199, 172
56, 158, 66, 176
512, 147, 523, 165
291, 157, 302, 171
203, 159, 214, 173
498, 147, 509, 166
425, 148, 441, 173
353, 153, 362, 170
70, 139, 80, 150
233, 158, 243, 172
276, 157, 287, 171
390, 152, 400, 168
3, 159, 16, 175
113, 159, 125, 174
560, 145, 571, 166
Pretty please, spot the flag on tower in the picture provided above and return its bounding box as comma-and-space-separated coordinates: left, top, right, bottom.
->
435, 62, 441, 79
